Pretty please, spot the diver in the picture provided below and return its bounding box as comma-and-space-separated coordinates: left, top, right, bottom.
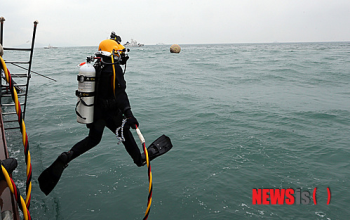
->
38, 32, 172, 195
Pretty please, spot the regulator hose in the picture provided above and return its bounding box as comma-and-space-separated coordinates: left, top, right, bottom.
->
110, 52, 116, 97
0, 56, 33, 210
110, 49, 127, 97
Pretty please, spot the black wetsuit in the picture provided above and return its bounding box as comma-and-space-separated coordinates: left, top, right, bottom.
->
69, 59, 143, 166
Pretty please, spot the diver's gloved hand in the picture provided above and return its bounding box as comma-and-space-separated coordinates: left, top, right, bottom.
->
127, 117, 139, 129
125, 109, 139, 129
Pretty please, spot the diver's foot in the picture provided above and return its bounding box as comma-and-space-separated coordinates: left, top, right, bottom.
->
38, 151, 73, 196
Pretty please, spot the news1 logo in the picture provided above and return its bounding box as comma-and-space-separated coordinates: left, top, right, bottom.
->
252, 188, 331, 205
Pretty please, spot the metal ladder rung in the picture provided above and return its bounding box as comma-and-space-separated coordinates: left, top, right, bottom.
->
1, 87, 27, 93
3, 119, 20, 123
0, 92, 25, 96
2, 84, 28, 87
1, 84, 27, 89
1, 103, 25, 107
1, 93, 27, 97
5, 73, 28, 78
1, 112, 20, 116
5, 61, 30, 64
2, 112, 24, 116
4, 126, 21, 130
4, 48, 31, 51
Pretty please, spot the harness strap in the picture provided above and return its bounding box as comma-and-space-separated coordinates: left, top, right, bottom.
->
75, 90, 95, 98
77, 75, 96, 82
75, 90, 94, 120
75, 96, 94, 120
75, 101, 86, 120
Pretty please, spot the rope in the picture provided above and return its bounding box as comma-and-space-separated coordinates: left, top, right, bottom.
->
1, 164, 31, 220
115, 118, 127, 144
0, 56, 32, 209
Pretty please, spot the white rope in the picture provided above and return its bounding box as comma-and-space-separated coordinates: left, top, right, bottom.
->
115, 118, 127, 144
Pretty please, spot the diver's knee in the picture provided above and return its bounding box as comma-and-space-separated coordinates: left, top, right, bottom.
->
90, 136, 102, 146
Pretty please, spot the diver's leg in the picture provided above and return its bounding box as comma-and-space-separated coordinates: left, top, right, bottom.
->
38, 102, 108, 195
68, 119, 105, 161
122, 128, 143, 166
42, 119, 105, 179
38, 119, 106, 195
106, 114, 143, 167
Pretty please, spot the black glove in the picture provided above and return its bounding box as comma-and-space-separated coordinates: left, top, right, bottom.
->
124, 109, 139, 129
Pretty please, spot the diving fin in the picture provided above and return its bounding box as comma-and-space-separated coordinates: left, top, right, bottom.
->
141, 135, 173, 164
38, 152, 71, 196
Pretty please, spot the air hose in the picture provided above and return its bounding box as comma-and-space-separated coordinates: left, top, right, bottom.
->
1, 164, 31, 220
111, 52, 117, 97
0, 56, 33, 213
135, 126, 153, 220
110, 49, 127, 97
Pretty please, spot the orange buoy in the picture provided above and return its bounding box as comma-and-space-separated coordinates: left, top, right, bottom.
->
170, 44, 181, 53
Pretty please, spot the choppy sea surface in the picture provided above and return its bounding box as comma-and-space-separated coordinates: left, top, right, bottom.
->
2, 42, 350, 219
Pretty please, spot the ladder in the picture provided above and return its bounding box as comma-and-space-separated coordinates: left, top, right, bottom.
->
0, 17, 38, 130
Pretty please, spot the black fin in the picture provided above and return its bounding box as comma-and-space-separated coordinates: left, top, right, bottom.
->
38, 153, 70, 196
142, 135, 173, 163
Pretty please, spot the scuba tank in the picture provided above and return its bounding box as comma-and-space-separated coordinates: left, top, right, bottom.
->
76, 57, 96, 124
75, 37, 129, 124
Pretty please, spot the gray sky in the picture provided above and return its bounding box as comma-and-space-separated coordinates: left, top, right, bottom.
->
2, 0, 350, 47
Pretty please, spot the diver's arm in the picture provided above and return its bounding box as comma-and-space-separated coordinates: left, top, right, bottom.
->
113, 64, 139, 128
116, 91, 139, 129
116, 90, 131, 114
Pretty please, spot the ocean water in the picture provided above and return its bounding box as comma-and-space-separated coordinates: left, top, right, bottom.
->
2, 42, 350, 219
